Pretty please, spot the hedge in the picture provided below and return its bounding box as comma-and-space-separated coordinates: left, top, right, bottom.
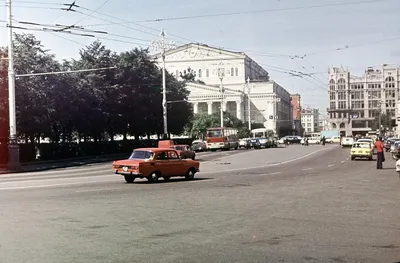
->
0, 138, 195, 164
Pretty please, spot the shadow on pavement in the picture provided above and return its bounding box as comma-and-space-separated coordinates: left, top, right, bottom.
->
131, 177, 214, 184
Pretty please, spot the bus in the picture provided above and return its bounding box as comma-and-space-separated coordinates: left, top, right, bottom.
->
205, 127, 239, 151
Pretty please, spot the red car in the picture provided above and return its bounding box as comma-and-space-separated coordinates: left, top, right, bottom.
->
112, 148, 200, 183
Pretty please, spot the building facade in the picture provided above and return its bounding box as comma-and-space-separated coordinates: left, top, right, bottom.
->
318, 114, 329, 131
155, 43, 293, 134
327, 65, 399, 136
301, 108, 320, 133
290, 94, 302, 135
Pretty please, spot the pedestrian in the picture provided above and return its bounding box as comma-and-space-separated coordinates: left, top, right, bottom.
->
374, 137, 385, 169
322, 136, 326, 146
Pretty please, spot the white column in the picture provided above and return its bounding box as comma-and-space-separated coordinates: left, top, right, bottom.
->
236, 100, 242, 120
222, 101, 227, 111
207, 102, 213, 115
193, 102, 199, 114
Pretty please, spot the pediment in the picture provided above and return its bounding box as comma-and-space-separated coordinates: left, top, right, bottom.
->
164, 43, 245, 61
186, 82, 243, 96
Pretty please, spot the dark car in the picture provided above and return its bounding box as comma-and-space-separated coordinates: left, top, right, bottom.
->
248, 138, 261, 149
285, 136, 302, 144
385, 138, 400, 152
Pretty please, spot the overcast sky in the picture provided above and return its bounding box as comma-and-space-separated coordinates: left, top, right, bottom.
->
0, 0, 399, 114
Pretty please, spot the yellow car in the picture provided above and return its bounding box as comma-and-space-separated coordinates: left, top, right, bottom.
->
350, 142, 373, 160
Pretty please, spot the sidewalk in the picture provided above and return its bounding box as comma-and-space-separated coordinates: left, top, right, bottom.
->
0, 153, 130, 174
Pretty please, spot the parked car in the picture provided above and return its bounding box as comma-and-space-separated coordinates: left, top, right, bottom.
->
341, 137, 354, 147
385, 138, 400, 152
112, 148, 200, 183
248, 138, 261, 149
239, 138, 250, 149
171, 145, 196, 160
191, 140, 207, 152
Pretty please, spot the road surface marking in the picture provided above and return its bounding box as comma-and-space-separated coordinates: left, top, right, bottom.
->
302, 168, 313, 171
270, 172, 282, 175
341, 161, 345, 163
200, 147, 332, 174
0, 178, 119, 191
327, 164, 335, 167
0, 174, 111, 185
75, 188, 120, 193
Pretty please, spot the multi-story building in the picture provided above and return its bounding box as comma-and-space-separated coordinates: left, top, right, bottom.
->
290, 94, 302, 135
154, 43, 293, 135
318, 114, 329, 131
301, 108, 320, 133
327, 65, 399, 136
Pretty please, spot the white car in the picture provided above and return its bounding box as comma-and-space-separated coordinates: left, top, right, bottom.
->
301, 137, 320, 145
341, 137, 354, 147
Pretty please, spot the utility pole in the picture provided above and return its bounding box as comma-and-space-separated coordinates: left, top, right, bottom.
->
6, 0, 20, 171
217, 63, 225, 128
247, 77, 251, 130
150, 30, 176, 139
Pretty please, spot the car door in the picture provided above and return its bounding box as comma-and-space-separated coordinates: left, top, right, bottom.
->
154, 151, 170, 176
167, 150, 185, 175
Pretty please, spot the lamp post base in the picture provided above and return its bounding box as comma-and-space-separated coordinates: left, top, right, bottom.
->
7, 143, 21, 171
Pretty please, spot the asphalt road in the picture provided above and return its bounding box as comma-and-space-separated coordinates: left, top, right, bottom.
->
0, 145, 399, 263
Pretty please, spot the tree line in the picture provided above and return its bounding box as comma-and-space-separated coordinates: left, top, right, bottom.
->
0, 33, 192, 145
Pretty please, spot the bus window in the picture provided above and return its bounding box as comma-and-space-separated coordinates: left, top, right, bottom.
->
207, 130, 222, 137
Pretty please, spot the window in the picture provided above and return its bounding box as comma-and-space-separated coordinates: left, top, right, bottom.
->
330, 101, 336, 110
329, 92, 336, 100
198, 69, 202, 78
168, 151, 179, 159
351, 101, 364, 109
351, 91, 364, 100
338, 92, 346, 100
206, 69, 209, 77
231, 68, 234, 76
338, 78, 346, 90
176, 70, 179, 77
156, 151, 167, 160
368, 100, 380, 108
207, 129, 222, 138
338, 101, 346, 109
385, 76, 395, 88
129, 150, 153, 160
235, 68, 238, 76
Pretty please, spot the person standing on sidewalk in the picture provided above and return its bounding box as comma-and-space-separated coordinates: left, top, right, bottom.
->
374, 137, 385, 169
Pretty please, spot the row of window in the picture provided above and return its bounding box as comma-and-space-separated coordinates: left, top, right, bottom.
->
330, 100, 397, 110
329, 76, 396, 84
329, 109, 396, 119
176, 67, 239, 78
329, 90, 396, 100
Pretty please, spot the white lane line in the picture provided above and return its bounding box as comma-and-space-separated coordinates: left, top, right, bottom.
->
341, 161, 345, 163
270, 172, 282, 175
327, 164, 335, 167
302, 168, 313, 171
75, 188, 120, 193
0, 178, 119, 191
0, 170, 110, 181
200, 147, 332, 175
0, 174, 112, 185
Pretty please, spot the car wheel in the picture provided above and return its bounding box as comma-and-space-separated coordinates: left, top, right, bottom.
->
351, 156, 355, 161
185, 168, 196, 180
147, 172, 159, 183
369, 156, 373, 161
124, 176, 135, 183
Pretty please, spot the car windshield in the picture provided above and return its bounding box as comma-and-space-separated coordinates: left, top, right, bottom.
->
129, 150, 153, 160
173, 146, 186, 151
353, 143, 370, 148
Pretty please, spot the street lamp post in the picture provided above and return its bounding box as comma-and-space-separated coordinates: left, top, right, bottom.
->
217, 63, 225, 128
150, 29, 176, 139
369, 94, 383, 135
6, 0, 20, 171
246, 77, 251, 131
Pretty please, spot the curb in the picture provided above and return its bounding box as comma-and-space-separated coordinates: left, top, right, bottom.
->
0, 153, 130, 174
